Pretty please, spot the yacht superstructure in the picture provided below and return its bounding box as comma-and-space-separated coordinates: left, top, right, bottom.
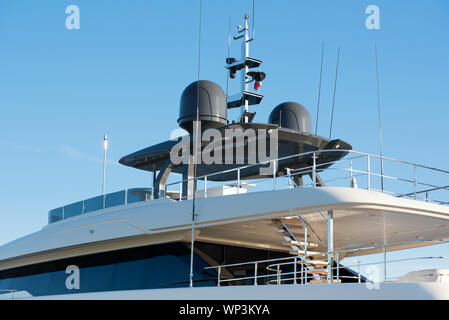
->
1, 14, 449, 300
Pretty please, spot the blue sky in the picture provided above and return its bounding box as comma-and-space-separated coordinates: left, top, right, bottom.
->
1, 0, 449, 278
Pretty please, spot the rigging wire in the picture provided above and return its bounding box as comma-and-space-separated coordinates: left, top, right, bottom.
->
190, 0, 202, 288
315, 41, 325, 135
225, 17, 231, 100
329, 47, 340, 139
375, 45, 384, 191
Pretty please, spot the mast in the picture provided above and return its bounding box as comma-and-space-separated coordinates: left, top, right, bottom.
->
225, 14, 266, 123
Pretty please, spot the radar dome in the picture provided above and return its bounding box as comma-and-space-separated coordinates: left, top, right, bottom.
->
268, 102, 312, 133
178, 80, 228, 133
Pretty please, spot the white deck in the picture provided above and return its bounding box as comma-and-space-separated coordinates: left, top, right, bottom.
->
1, 186, 449, 270
4, 282, 449, 300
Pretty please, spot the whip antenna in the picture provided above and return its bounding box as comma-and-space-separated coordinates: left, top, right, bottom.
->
190, 0, 202, 288
225, 17, 231, 99
315, 41, 325, 135
251, 0, 255, 39
329, 47, 340, 139
375, 45, 384, 191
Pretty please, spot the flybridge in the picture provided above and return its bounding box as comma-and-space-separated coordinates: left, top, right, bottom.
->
49, 149, 449, 224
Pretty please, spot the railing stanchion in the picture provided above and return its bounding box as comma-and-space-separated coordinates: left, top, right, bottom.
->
204, 176, 208, 198
254, 262, 258, 286
313, 152, 317, 187
350, 159, 353, 179
179, 182, 182, 201
336, 252, 340, 283
237, 168, 241, 194
383, 245, 387, 282
217, 266, 221, 287
277, 264, 281, 285
124, 189, 128, 205
273, 160, 277, 191
357, 260, 361, 283
301, 260, 304, 284
293, 257, 297, 284
367, 155, 371, 190
414, 165, 417, 199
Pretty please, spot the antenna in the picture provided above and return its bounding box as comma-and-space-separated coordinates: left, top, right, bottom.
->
190, 0, 202, 289
251, 0, 255, 40
329, 47, 340, 139
375, 45, 384, 191
315, 41, 325, 135
102, 134, 108, 209
225, 17, 231, 100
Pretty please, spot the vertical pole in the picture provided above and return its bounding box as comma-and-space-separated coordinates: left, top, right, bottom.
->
313, 152, 317, 187
304, 221, 308, 257
179, 181, 182, 201
273, 160, 277, 191
367, 155, 371, 190
277, 265, 281, 284
204, 176, 208, 198
327, 210, 334, 284
375, 45, 385, 192
350, 159, 353, 179
383, 245, 387, 282
218, 266, 221, 287
237, 168, 241, 194
102, 134, 108, 209
414, 165, 417, 199
301, 260, 304, 284
293, 257, 297, 284
358, 260, 361, 283
152, 169, 156, 198
190, 0, 203, 288
336, 252, 340, 283
254, 262, 258, 286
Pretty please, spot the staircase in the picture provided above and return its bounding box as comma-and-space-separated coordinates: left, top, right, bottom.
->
274, 218, 330, 284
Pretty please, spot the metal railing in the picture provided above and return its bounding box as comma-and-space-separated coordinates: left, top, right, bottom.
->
204, 239, 449, 286
48, 149, 449, 223
48, 188, 153, 224
0, 289, 17, 299
164, 149, 449, 205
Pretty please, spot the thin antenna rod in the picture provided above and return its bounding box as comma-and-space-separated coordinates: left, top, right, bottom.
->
329, 47, 340, 139
375, 45, 384, 191
102, 134, 108, 209
190, 0, 202, 289
225, 17, 231, 99
315, 41, 325, 135
251, 0, 255, 39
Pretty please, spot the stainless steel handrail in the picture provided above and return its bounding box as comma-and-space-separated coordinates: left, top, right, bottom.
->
164, 149, 449, 205
0, 289, 18, 299
204, 239, 449, 286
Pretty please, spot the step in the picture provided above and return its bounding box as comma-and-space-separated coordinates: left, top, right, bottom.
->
309, 279, 328, 284
303, 260, 328, 267
304, 269, 328, 276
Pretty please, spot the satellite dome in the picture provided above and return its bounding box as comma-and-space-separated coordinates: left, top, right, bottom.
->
178, 80, 228, 133
268, 102, 312, 133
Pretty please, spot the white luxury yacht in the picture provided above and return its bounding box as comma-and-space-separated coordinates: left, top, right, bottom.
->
1, 14, 449, 300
